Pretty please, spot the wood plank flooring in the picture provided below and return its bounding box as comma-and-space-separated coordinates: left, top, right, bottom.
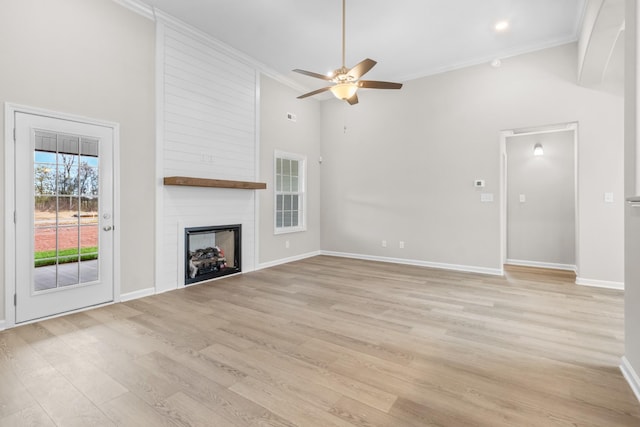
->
1, 256, 639, 426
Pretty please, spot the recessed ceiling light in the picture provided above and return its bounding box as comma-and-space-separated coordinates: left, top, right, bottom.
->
495, 21, 509, 32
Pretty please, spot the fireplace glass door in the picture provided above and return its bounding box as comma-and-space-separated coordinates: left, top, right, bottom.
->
185, 225, 241, 284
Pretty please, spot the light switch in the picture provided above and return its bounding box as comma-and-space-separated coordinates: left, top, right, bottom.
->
519, 194, 526, 203
604, 192, 614, 203
481, 193, 494, 202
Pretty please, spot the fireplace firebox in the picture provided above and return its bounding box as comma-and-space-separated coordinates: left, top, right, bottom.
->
185, 225, 241, 284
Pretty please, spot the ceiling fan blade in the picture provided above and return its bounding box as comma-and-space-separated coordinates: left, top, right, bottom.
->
293, 69, 332, 81
347, 58, 377, 79
358, 80, 403, 90
297, 86, 332, 99
346, 93, 359, 105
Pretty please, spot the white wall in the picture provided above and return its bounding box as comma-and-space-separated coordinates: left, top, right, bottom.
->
0, 0, 155, 322
258, 76, 322, 266
320, 43, 624, 283
506, 131, 576, 268
156, 19, 259, 292
623, 0, 640, 399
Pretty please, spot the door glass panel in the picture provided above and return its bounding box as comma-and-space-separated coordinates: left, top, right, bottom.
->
33, 131, 100, 292
79, 140, 99, 283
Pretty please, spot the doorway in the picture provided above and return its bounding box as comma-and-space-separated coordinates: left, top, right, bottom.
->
500, 123, 578, 274
6, 106, 118, 324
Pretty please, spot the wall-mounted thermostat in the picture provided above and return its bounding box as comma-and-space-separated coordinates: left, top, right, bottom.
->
287, 112, 297, 122
474, 179, 485, 188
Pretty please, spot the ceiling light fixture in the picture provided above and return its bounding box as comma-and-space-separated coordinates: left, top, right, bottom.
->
292, 0, 402, 105
330, 83, 358, 100
495, 21, 509, 32
534, 143, 544, 156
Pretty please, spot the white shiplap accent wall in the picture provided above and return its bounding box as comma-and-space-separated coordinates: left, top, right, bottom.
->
157, 18, 259, 293
163, 29, 256, 180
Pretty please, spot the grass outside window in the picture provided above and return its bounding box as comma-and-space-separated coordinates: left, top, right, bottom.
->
35, 247, 98, 267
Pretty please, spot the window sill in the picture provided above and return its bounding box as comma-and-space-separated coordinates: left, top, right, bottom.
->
274, 227, 306, 235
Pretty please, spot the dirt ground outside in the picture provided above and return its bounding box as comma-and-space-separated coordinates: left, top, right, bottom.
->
34, 210, 98, 252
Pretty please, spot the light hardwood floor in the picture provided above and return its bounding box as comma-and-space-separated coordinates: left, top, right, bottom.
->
1, 256, 639, 426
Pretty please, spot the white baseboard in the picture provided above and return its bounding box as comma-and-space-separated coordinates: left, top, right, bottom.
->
505, 259, 576, 272
621, 356, 640, 403
576, 277, 624, 290
257, 251, 322, 270
0, 288, 161, 331
120, 287, 156, 302
321, 251, 503, 276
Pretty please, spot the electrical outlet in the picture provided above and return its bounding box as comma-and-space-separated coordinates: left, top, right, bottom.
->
399, 241, 405, 249
481, 193, 494, 202
285, 240, 290, 249
200, 153, 214, 163
382, 240, 387, 248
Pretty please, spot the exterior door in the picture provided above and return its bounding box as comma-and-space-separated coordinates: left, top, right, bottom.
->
14, 112, 114, 323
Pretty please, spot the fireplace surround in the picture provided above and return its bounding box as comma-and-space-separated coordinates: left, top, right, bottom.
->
184, 224, 241, 284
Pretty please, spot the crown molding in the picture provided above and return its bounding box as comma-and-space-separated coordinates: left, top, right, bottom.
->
111, 0, 306, 93
154, 8, 307, 93
111, 0, 154, 20
398, 37, 579, 83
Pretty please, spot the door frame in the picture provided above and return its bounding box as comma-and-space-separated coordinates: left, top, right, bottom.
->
499, 122, 579, 277
4, 103, 121, 328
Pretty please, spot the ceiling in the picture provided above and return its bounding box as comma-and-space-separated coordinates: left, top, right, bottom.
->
140, 0, 586, 87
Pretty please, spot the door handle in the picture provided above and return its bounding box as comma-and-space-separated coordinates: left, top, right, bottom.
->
103, 225, 113, 231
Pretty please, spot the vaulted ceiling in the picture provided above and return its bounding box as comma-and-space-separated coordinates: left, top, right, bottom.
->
140, 0, 587, 87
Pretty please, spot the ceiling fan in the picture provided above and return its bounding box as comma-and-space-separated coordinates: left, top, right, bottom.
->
293, 0, 403, 105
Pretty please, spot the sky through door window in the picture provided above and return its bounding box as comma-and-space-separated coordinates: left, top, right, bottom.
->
275, 151, 306, 234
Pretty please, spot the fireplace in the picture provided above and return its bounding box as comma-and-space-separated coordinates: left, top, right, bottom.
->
185, 225, 241, 284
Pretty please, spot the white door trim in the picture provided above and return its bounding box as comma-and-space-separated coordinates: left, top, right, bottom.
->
499, 122, 579, 277
4, 103, 121, 329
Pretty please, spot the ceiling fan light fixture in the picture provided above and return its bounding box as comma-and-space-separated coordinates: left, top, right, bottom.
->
293, 0, 402, 105
330, 83, 358, 100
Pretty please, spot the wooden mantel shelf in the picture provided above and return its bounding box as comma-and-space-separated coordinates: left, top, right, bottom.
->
164, 176, 267, 190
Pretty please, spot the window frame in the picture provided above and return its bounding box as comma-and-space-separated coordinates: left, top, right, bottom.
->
274, 150, 307, 234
